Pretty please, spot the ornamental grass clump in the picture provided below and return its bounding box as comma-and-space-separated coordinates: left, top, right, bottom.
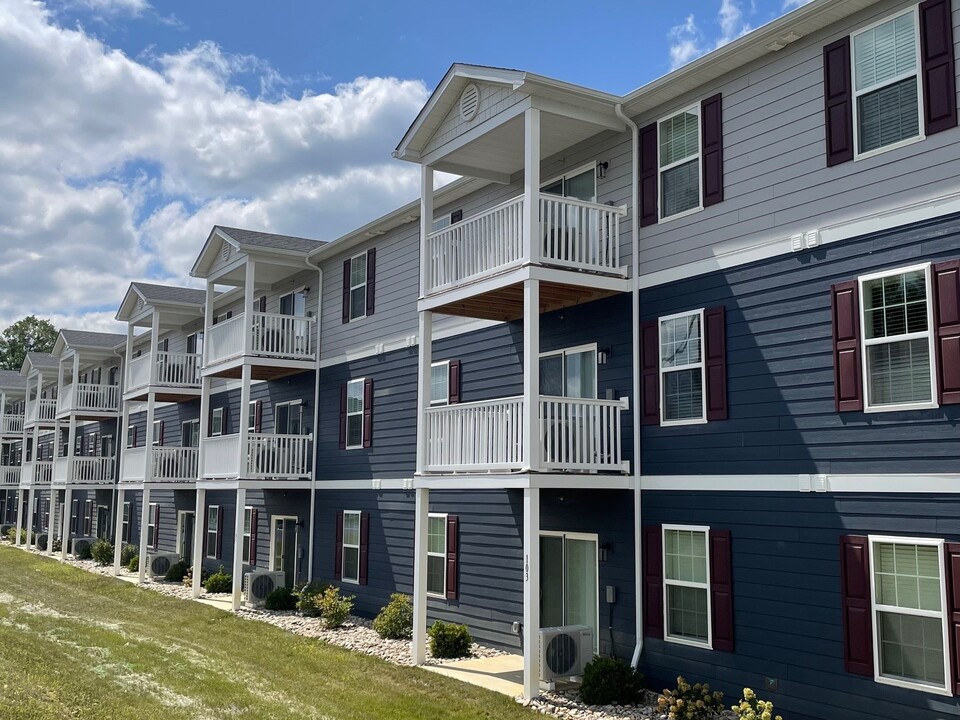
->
657, 676, 724, 720
731, 688, 783, 720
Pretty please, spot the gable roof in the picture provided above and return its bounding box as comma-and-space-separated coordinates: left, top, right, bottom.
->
131, 282, 206, 306
58, 330, 127, 352
22, 352, 58, 374
191, 225, 327, 278
0, 370, 26, 390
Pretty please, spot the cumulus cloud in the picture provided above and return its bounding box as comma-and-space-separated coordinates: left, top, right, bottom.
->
668, 0, 753, 70
0, 0, 431, 332
783, 0, 813, 9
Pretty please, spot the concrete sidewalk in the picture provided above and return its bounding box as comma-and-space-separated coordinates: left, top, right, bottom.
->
424, 654, 524, 698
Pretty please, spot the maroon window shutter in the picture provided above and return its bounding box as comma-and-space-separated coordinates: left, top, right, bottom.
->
919, 0, 958, 136
254, 400, 263, 433
366, 248, 376, 317
338, 383, 347, 449
640, 320, 660, 425
152, 503, 160, 549
450, 209, 463, 224
448, 360, 461, 404
823, 36, 854, 166
710, 529, 734, 651
700, 94, 724, 207
88, 502, 95, 536
944, 542, 960, 694
704, 306, 728, 421
643, 524, 663, 638
362, 378, 374, 448
831, 281, 863, 412
933, 260, 960, 405
840, 535, 874, 676
446, 515, 459, 600
216, 506, 224, 560
341, 259, 351, 324
359, 511, 370, 586
250, 508, 259, 566
639, 123, 659, 227
334, 511, 344, 580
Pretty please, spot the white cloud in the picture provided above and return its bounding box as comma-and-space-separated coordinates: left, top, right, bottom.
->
0, 0, 431, 333
782, 0, 813, 9
668, 0, 753, 70
669, 14, 704, 70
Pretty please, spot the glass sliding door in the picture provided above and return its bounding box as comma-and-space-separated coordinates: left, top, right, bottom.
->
271, 516, 298, 588
539, 532, 599, 651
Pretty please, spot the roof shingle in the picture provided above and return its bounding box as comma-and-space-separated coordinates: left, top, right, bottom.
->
216, 226, 326, 254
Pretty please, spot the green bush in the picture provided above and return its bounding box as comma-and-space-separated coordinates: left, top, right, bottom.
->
657, 676, 724, 720
265, 586, 298, 611
295, 581, 331, 617
127, 554, 139, 572
373, 593, 413, 640
90, 539, 114, 566
203, 566, 232, 593
51, 537, 62, 553
317, 586, 354, 629
164, 561, 189, 583
119, 544, 138, 567
182, 566, 209, 588
428, 620, 472, 659
579, 656, 645, 706
5, 526, 27, 544
731, 688, 783, 720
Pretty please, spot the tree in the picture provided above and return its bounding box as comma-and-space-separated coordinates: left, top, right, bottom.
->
0, 316, 58, 371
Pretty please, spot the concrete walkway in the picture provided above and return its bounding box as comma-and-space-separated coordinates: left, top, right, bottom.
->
424, 654, 524, 698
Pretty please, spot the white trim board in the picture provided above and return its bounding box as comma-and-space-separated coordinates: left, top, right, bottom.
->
638, 185, 960, 290
640, 474, 960, 494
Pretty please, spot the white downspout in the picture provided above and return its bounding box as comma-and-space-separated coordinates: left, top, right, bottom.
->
615, 102, 644, 668
304, 256, 323, 583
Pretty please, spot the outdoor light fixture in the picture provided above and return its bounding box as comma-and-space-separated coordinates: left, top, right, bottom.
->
599, 542, 613, 563
596, 161, 609, 179
598, 346, 611, 365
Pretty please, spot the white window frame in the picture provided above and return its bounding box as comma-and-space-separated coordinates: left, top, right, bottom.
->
248, 401, 257, 432
268, 514, 299, 581
656, 105, 703, 223
658, 309, 707, 426
152, 420, 162, 446
426, 512, 448, 599
181, 420, 199, 448
662, 523, 713, 649
214, 311, 232, 325
540, 161, 598, 202
205, 505, 219, 559
176, 510, 194, 557
540, 530, 601, 653
539, 343, 598, 399
348, 251, 368, 322
851, 7, 925, 162
868, 535, 950, 695
211, 407, 224, 437
186, 332, 202, 357
341, 510, 361, 584
279, 287, 307, 317
147, 502, 158, 549
345, 378, 365, 450
430, 361, 450, 407
275, 399, 303, 435
242, 506, 253, 564
858, 263, 938, 413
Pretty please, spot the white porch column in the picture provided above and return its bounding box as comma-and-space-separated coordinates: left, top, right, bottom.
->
523, 279, 541, 472
231, 488, 246, 610
14, 488, 24, 546
61, 486, 73, 560
144, 394, 156, 484
138, 486, 151, 582
112, 487, 125, 573
197, 376, 210, 483
419, 164, 434, 296
72, 352, 80, 411
149, 309, 160, 385
415, 311, 433, 475
411, 486, 429, 664
243, 260, 256, 355
25, 486, 35, 548
238, 363, 252, 475
202, 280, 215, 368
191, 487, 206, 598
522, 487, 541, 700
125, 324, 134, 393
523, 107, 541, 264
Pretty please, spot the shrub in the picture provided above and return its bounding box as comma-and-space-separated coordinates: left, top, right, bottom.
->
731, 688, 783, 720
295, 581, 331, 617
203, 566, 232, 593
373, 593, 413, 640
127, 554, 139, 572
119, 544, 138, 567
657, 676, 724, 720
428, 620, 472, 659
182, 566, 209, 588
164, 561, 190, 583
5, 526, 27, 544
317, 586, 354, 629
579, 656, 645, 706
51, 537, 62, 553
75, 539, 93, 560
90, 539, 114, 566
265, 586, 298, 611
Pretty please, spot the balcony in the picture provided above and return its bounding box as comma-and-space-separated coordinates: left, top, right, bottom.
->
21, 460, 52, 486
0, 465, 19, 486
126, 351, 202, 396
25, 399, 56, 425
0, 413, 24, 436
121, 446, 198, 484
57, 383, 120, 416
53, 457, 116, 485
202, 433, 312, 480
206, 312, 317, 369
423, 395, 629, 474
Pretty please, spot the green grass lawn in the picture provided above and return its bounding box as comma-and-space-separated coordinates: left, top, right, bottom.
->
0, 545, 534, 720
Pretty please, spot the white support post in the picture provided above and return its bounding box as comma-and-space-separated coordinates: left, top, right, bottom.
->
149, 309, 160, 385
419, 165, 434, 296
125, 325, 134, 392
144, 394, 156, 484
203, 280, 215, 368
415, 311, 433, 475
119, 401, 130, 483
112, 487, 124, 574
138, 487, 151, 582
307, 480, 316, 583
61, 486, 73, 560
411, 487, 429, 665
192, 488, 206, 598
523, 107, 541, 265
243, 260, 256, 355
66, 414, 76, 485
522, 487, 541, 700
238, 364, 252, 476
523, 279, 541, 472
72, 352, 80, 403
231, 488, 246, 610
25, 486, 35, 549
14, 488, 24, 546
197, 376, 210, 483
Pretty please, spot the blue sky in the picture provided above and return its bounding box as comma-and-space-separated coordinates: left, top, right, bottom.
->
0, 0, 806, 332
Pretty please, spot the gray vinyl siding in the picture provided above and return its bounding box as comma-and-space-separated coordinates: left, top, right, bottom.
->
422, 83, 527, 158
640, 210, 960, 476
635, 0, 960, 277
642, 490, 960, 720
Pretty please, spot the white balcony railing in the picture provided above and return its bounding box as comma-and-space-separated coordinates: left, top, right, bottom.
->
153, 447, 198, 482
202, 433, 313, 480
25, 399, 56, 424
424, 194, 626, 294
1, 414, 24, 435
58, 383, 120, 414
424, 395, 629, 474
126, 353, 151, 391
74, 457, 115, 484
127, 351, 202, 393
0, 465, 19, 486
207, 312, 316, 367
22, 460, 53, 485
54, 457, 69, 483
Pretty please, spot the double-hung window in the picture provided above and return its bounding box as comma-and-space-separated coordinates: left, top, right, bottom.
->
147, 502, 158, 549
852, 8, 922, 158
247, 401, 257, 433
341, 510, 361, 583
427, 514, 447, 597
241, 506, 253, 564
276, 401, 303, 435
211, 407, 224, 436
181, 420, 199, 448
348, 253, 367, 322
152, 420, 162, 446
206, 506, 219, 559
658, 107, 701, 220
430, 362, 450, 406
659, 310, 705, 424
345, 379, 364, 449
663, 525, 711, 648
860, 264, 935, 411
869, 537, 948, 693
121, 502, 131, 542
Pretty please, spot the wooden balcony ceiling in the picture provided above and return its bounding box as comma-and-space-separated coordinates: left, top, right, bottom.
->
210, 363, 311, 382
434, 280, 619, 322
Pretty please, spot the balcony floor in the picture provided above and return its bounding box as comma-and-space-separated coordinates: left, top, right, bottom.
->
414, 471, 632, 491
123, 387, 202, 403
202, 356, 315, 381
435, 279, 621, 322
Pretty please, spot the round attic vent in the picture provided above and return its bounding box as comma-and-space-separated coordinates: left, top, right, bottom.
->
221, 241, 231, 262
459, 83, 480, 122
